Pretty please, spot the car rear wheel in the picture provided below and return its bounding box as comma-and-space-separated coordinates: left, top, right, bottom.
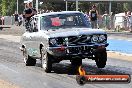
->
23, 50, 36, 66
95, 50, 107, 68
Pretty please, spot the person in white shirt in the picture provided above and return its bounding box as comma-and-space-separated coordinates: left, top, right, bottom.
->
18, 14, 23, 26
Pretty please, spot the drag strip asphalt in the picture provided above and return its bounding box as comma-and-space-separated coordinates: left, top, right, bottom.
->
0, 37, 132, 88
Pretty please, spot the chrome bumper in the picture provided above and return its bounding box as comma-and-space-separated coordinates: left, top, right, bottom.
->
47, 43, 109, 57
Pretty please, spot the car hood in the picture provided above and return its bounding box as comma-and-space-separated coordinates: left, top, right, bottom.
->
44, 28, 106, 38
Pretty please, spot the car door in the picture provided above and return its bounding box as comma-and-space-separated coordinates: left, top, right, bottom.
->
22, 16, 41, 57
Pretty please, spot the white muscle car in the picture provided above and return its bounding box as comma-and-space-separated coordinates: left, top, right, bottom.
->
20, 11, 109, 73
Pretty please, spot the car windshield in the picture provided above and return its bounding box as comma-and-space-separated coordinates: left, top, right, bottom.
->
40, 13, 91, 30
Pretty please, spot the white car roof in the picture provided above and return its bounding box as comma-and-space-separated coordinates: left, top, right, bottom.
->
35, 11, 82, 17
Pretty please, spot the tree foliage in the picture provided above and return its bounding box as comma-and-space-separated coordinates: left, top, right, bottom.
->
0, 0, 132, 16
1, 0, 7, 16
39, 1, 132, 15
8, 0, 16, 15
0, 0, 24, 16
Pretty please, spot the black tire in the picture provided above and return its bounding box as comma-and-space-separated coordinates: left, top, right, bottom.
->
71, 59, 82, 66
71, 59, 82, 74
26, 56, 36, 66
42, 53, 52, 73
95, 50, 107, 68
23, 49, 36, 66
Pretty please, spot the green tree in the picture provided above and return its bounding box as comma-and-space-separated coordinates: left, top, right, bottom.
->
0, 0, 2, 15
0, 0, 23, 16
1, 0, 7, 16
123, 3, 129, 11
8, 0, 16, 15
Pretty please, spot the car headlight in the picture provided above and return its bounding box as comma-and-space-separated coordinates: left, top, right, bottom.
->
49, 38, 57, 45
99, 35, 106, 42
91, 35, 98, 42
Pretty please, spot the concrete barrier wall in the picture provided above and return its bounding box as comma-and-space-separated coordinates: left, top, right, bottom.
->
0, 16, 15, 25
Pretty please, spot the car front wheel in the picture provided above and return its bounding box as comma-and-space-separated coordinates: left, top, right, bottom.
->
71, 59, 82, 66
41, 51, 53, 73
95, 49, 107, 68
71, 59, 82, 74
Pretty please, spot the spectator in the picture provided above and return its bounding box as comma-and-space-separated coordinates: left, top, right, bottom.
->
89, 5, 99, 29
18, 14, 23, 26
102, 11, 110, 30
124, 11, 128, 31
0, 16, 4, 25
109, 12, 114, 30
23, 0, 37, 30
23, 0, 37, 20
46, 10, 49, 13
127, 11, 132, 32
84, 12, 89, 18
14, 11, 19, 26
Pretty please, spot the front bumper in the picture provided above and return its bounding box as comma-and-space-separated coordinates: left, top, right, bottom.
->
47, 43, 109, 58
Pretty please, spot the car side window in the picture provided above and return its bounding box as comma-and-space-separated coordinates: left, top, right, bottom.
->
41, 16, 52, 30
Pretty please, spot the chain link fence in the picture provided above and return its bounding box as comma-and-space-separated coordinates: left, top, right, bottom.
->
0, 16, 16, 25
0, 15, 131, 32
98, 15, 132, 32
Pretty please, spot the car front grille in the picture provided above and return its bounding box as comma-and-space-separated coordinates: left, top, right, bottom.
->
68, 35, 91, 45
54, 34, 107, 46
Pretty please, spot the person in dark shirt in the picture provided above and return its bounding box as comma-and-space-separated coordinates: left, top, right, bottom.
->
23, 0, 37, 30
89, 5, 99, 29
23, 1, 37, 21
14, 11, 19, 26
